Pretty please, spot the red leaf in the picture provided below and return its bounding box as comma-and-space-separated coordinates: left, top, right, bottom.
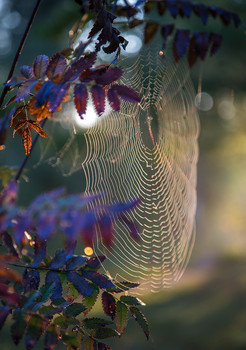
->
173, 29, 190, 62
33, 55, 49, 78
112, 85, 141, 103
91, 85, 106, 116
74, 84, 88, 117
46, 53, 67, 80
35, 81, 56, 108
95, 67, 124, 86
98, 215, 114, 249
0, 282, 21, 305
48, 82, 70, 112
161, 24, 174, 51
63, 52, 97, 81
107, 87, 120, 111
144, 21, 159, 45
102, 292, 116, 320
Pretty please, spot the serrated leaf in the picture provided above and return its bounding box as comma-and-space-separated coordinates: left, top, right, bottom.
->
45, 271, 62, 301
120, 295, 145, 306
26, 314, 47, 350
65, 303, 86, 317
0, 265, 22, 283
0, 306, 10, 330
83, 317, 112, 329
0, 282, 21, 305
84, 337, 96, 350
67, 271, 94, 297
16, 79, 38, 101
4, 75, 26, 88
173, 29, 190, 62
193, 32, 210, 60
144, 21, 159, 45
39, 305, 61, 317
53, 315, 80, 327
11, 309, 27, 344
74, 84, 88, 117
33, 55, 49, 78
52, 298, 71, 308
106, 281, 139, 293
83, 283, 99, 314
61, 330, 83, 350
38, 282, 56, 304
102, 292, 116, 320
22, 127, 32, 155
44, 324, 59, 350
66, 281, 79, 302
92, 327, 119, 339
49, 249, 68, 269
193, 3, 209, 24
66, 255, 88, 271
86, 256, 106, 270
115, 301, 128, 335
82, 271, 115, 289
91, 85, 106, 116
95, 67, 123, 86
112, 85, 140, 103
107, 86, 120, 111
130, 306, 149, 340
63, 52, 97, 81
35, 81, 56, 107
48, 82, 70, 112
98, 215, 114, 249
24, 269, 40, 291
31, 237, 47, 268
28, 120, 48, 137
46, 53, 67, 80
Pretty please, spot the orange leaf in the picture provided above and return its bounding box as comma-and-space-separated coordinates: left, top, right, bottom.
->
28, 96, 53, 122
22, 127, 32, 155
13, 120, 27, 135
0, 265, 22, 283
28, 120, 48, 138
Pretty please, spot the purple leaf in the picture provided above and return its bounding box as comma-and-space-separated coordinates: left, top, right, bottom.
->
44, 325, 59, 350
25, 315, 47, 350
91, 85, 106, 116
208, 6, 219, 18
231, 13, 241, 28
0, 180, 18, 206
193, 3, 209, 25
173, 29, 190, 62
31, 237, 46, 268
109, 198, 140, 215
67, 271, 94, 297
82, 270, 115, 289
102, 292, 116, 320
33, 55, 49, 78
179, 0, 193, 18
36, 209, 57, 240
49, 250, 68, 269
63, 52, 97, 81
45, 271, 62, 301
86, 256, 106, 269
48, 82, 70, 112
166, 0, 179, 18
161, 24, 174, 51
24, 269, 40, 291
74, 83, 88, 117
11, 310, 27, 345
120, 215, 140, 241
46, 53, 67, 80
16, 79, 38, 101
107, 87, 120, 111
95, 67, 124, 86
0, 282, 21, 305
80, 212, 97, 247
0, 306, 10, 330
35, 81, 55, 107
112, 85, 141, 103
20, 65, 34, 79
14, 212, 31, 244
4, 76, 26, 88
209, 33, 223, 56
66, 255, 88, 270
98, 215, 114, 249
193, 32, 210, 60
219, 9, 231, 26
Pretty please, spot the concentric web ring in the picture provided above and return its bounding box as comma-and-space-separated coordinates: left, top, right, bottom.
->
82, 46, 200, 294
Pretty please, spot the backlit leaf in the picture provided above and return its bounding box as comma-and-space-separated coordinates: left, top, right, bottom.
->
16, 79, 38, 101
44, 324, 59, 350
0, 265, 22, 283
82, 270, 115, 289
95, 67, 124, 86
26, 314, 47, 350
157, 2, 166, 16
67, 271, 94, 297
66, 255, 88, 270
35, 81, 56, 107
102, 292, 116, 320
193, 3, 209, 24
161, 24, 174, 51
130, 306, 149, 340
98, 215, 114, 248
91, 85, 106, 116
193, 32, 210, 60
48, 82, 70, 112
63, 52, 97, 81
31, 236, 47, 268
179, 0, 193, 17
11, 309, 27, 344
45, 271, 62, 301
33, 55, 49, 78
64, 302, 86, 316
106, 281, 139, 293
84, 337, 96, 350
74, 83, 88, 117
92, 327, 118, 339
173, 29, 190, 62
144, 21, 159, 45
28, 120, 48, 138
0, 282, 21, 305
83, 283, 99, 314
86, 255, 106, 269
22, 126, 32, 155
49, 249, 68, 269
46, 53, 67, 80
107, 87, 120, 111
113, 85, 141, 103
115, 301, 128, 335
61, 330, 83, 350
120, 295, 145, 306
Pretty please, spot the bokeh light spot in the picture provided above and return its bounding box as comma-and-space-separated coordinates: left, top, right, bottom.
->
84, 246, 93, 256
195, 92, 214, 111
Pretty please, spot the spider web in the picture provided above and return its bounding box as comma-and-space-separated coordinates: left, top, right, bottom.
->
81, 47, 200, 294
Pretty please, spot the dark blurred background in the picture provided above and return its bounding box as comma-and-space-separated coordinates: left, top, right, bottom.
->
0, 0, 246, 349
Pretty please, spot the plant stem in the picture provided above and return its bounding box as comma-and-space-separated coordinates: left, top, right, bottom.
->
0, 0, 43, 110
15, 118, 47, 181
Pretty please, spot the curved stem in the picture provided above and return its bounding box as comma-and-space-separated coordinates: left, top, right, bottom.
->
0, 0, 43, 110
15, 118, 47, 181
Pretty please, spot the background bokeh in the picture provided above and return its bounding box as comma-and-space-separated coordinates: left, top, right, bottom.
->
0, 0, 246, 349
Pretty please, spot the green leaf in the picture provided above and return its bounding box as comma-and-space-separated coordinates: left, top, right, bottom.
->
84, 336, 96, 350
53, 315, 80, 327
39, 305, 62, 317
66, 281, 79, 302
83, 317, 112, 329
115, 301, 128, 336
120, 295, 145, 306
11, 309, 27, 345
44, 324, 59, 350
61, 330, 83, 350
130, 306, 150, 340
92, 327, 119, 339
107, 281, 139, 293
83, 283, 99, 315
52, 297, 71, 308
65, 303, 86, 317
25, 314, 47, 350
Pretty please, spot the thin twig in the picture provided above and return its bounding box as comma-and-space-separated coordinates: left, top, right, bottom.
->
0, 0, 43, 110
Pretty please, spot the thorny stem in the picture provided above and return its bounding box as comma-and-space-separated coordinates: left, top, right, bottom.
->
0, 0, 43, 110
15, 118, 47, 181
